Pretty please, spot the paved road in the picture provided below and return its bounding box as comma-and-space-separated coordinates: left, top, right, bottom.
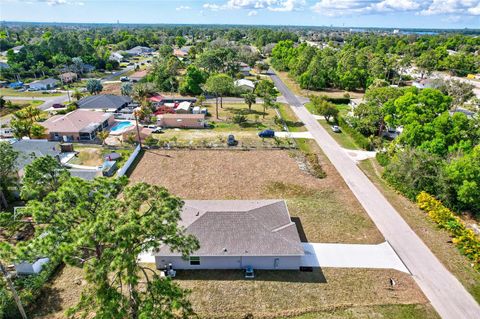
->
102, 65, 134, 82
1, 94, 70, 126
268, 70, 480, 319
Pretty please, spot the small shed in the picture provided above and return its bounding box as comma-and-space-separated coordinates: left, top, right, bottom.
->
102, 160, 118, 177
15, 258, 49, 275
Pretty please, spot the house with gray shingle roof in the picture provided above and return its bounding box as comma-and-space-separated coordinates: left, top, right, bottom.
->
77, 94, 132, 112
155, 200, 304, 270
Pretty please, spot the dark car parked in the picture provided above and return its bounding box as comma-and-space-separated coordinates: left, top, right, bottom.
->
227, 134, 237, 146
258, 129, 275, 138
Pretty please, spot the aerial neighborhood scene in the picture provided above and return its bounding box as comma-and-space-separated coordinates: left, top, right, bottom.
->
1, 1, 480, 319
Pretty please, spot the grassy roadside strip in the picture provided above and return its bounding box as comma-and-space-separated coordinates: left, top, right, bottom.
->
282, 304, 439, 319
358, 158, 480, 303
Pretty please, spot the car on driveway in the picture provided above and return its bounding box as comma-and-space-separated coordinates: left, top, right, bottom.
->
258, 129, 275, 138
331, 125, 341, 133
227, 134, 237, 146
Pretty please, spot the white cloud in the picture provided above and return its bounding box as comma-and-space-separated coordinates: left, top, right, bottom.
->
248, 10, 258, 15
176, 5, 191, 11
38, 0, 68, 6
311, 0, 480, 16
203, 0, 305, 12
469, 3, 480, 14
371, 0, 420, 12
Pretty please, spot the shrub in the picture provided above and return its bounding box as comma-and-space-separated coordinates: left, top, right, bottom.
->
305, 153, 327, 179
376, 152, 390, 167
232, 114, 248, 125
338, 116, 374, 150
417, 192, 480, 271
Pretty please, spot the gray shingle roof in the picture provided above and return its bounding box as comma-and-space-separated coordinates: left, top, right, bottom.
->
156, 200, 304, 257
11, 139, 61, 171
77, 94, 132, 110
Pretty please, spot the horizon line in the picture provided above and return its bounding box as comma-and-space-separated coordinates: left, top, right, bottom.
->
1, 20, 479, 31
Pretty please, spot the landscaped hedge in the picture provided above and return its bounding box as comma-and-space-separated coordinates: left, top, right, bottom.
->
417, 192, 480, 272
337, 116, 374, 151
326, 97, 351, 105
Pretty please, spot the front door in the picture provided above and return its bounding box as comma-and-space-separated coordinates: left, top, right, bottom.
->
274, 258, 279, 269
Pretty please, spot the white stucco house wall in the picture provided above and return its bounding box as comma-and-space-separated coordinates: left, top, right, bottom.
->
234, 79, 255, 91
155, 200, 304, 270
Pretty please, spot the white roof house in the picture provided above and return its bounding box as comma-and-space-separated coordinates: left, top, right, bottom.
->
175, 101, 192, 114
234, 79, 255, 91
27, 78, 58, 91
109, 51, 124, 62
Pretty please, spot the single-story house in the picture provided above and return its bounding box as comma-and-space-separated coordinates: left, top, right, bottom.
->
59, 72, 78, 83
234, 79, 255, 91
41, 109, 114, 142
124, 46, 154, 56
148, 94, 196, 107
11, 139, 61, 175
2, 45, 24, 56
155, 200, 304, 270
27, 78, 58, 91
8, 81, 23, 89
173, 48, 189, 58
175, 101, 192, 114
412, 79, 437, 90
157, 114, 206, 129
77, 94, 132, 112
109, 51, 124, 62
238, 62, 252, 76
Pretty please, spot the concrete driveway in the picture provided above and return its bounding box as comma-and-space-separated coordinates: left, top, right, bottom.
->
301, 242, 409, 273
274, 131, 313, 139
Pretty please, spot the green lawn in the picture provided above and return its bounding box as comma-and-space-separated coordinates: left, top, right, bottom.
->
205, 102, 280, 132
0, 99, 43, 118
277, 103, 306, 132
317, 119, 360, 150
0, 88, 64, 97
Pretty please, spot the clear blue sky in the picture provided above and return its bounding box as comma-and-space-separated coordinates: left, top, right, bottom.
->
1, 0, 479, 29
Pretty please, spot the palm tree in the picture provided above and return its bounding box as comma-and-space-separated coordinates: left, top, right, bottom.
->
72, 89, 83, 101
243, 92, 256, 112
97, 130, 110, 146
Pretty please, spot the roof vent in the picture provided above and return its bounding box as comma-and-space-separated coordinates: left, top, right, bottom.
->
196, 211, 200, 216
223, 248, 227, 253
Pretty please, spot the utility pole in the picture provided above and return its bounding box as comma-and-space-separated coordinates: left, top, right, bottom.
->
133, 108, 143, 148
0, 261, 28, 319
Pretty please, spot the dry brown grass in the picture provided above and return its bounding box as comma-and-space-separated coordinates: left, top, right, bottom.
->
130, 149, 383, 244
165, 267, 427, 319
68, 147, 104, 166
32, 265, 88, 319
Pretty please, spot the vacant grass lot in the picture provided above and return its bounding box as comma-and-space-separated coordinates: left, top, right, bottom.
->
68, 145, 133, 168
274, 71, 364, 99
359, 158, 480, 303
0, 99, 43, 117
0, 87, 64, 97
205, 102, 278, 131
130, 149, 382, 244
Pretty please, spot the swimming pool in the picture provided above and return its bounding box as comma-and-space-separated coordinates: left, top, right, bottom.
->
110, 121, 134, 133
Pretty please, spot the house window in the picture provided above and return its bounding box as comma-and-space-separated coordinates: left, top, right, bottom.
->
189, 256, 200, 266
